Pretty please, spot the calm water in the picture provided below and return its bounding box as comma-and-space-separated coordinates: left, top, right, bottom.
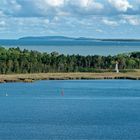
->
5, 45, 140, 56
1, 39, 140, 55
0, 80, 140, 139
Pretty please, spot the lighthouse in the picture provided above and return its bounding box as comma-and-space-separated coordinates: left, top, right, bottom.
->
115, 61, 119, 73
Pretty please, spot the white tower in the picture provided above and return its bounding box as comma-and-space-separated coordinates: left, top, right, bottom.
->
115, 61, 119, 73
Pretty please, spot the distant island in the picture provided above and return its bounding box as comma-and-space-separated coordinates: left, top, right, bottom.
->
19, 36, 140, 42
0, 36, 140, 46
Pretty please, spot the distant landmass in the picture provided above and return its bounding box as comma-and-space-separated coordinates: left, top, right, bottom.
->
19, 36, 75, 41
0, 36, 140, 46
19, 36, 140, 41
19, 36, 99, 41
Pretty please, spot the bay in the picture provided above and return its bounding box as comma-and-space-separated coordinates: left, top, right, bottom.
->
5, 45, 140, 56
0, 80, 140, 139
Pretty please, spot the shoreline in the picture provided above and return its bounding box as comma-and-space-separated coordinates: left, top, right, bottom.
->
0, 72, 140, 83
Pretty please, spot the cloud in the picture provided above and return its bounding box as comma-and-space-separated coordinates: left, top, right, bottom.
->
122, 15, 140, 25
34, 0, 65, 14
102, 18, 118, 26
44, 19, 50, 24
96, 29, 103, 33
0, 0, 139, 18
67, 0, 104, 16
69, 0, 103, 10
44, 0, 64, 7
0, 10, 5, 17
0, 0, 104, 18
2, 0, 22, 16
10, 0, 21, 11
0, 0, 140, 39
0, 21, 6, 27
33, 0, 104, 18
108, 0, 133, 12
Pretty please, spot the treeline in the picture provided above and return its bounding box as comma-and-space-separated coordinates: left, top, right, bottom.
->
0, 47, 139, 74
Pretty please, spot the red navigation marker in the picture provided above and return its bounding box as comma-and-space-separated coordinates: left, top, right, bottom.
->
61, 90, 64, 96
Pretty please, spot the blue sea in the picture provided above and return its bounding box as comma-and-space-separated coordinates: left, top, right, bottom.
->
2, 40, 140, 55
6, 45, 140, 56
0, 80, 140, 139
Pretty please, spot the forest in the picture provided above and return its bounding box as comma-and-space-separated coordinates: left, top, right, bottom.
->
0, 47, 139, 74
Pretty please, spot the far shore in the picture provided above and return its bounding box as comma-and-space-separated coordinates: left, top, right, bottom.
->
0, 71, 140, 83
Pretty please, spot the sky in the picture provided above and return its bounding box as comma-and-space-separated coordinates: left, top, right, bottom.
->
0, 0, 140, 39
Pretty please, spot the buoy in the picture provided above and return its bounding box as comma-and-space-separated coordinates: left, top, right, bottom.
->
61, 90, 64, 96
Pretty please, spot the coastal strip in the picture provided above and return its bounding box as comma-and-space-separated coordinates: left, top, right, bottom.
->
0, 71, 140, 83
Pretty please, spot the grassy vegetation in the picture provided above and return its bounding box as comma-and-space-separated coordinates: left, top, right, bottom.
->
0, 70, 140, 83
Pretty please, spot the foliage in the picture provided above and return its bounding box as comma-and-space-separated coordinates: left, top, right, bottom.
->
0, 47, 139, 74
